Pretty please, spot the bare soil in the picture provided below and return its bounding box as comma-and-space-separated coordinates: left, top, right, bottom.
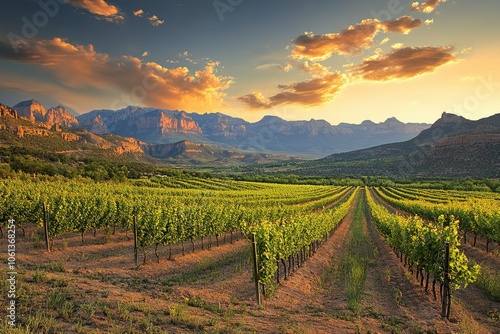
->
2, 189, 499, 333
370, 188, 500, 334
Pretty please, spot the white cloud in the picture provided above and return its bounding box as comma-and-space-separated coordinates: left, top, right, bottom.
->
256, 63, 292, 72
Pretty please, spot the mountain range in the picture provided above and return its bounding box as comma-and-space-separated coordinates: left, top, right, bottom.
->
1, 99, 498, 177
0, 101, 299, 166
10, 100, 430, 158
292, 112, 500, 178
13, 100, 79, 128
78, 106, 431, 157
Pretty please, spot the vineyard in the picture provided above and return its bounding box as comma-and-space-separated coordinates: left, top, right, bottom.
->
1, 177, 499, 333
373, 187, 500, 251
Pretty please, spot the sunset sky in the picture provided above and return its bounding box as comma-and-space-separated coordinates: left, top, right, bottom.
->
0, 0, 499, 124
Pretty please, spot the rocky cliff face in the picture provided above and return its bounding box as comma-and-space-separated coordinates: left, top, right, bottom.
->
0, 103, 18, 118
7, 100, 433, 157
3, 124, 82, 142
137, 111, 201, 135
88, 115, 109, 135
92, 107, 202, 139
78, 106, 431, 157
44, 106, 79, 128
78, 113, 110, 135
317, 112, 500, 178
193, 113, 247, 139
13, 99, 46, 122
13, 100, 79, 128
110, 137, 145, 154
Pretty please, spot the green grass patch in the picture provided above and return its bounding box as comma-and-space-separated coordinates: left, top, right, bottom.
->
42, 259, 67, 273
30, 269, 49, 284
476, 265, 500, 302
338, 191, 377, 313
186, 296, 223, 314
167, 303, 204, 330
162, 246, 251, 287
46, 288, 71, 310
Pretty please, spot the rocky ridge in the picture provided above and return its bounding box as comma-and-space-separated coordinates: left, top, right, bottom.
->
78, 106, 431, 157
13, 100, 78, 128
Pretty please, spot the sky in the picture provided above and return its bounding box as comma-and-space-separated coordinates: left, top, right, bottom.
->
0, 0, 499, 125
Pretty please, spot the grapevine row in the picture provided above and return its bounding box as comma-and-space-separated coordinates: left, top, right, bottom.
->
366, 188, 479, 295
375, 187, 500, 249
0, 179, 351, 262
250, 188, 358, 289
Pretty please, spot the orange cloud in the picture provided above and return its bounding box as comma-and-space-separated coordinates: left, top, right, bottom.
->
292, 19, 381, 60
291, 16, 422, 60
411, 0, 446, 13
148, 15, 164, 26
133, 9, 164, 27
299, 61, 331, 76
381, 16, 422, 34
133, 9, 144, 17
352, 46, 456, 81
238, 72, 346, 109
66, 0, 124, 21
237, 92, 270, 109
0, 38, 233, 111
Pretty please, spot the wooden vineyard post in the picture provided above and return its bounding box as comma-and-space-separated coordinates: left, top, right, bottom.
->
42, 202, 50, 253
133, 216, 138, 270
441, 241, 450, 318
251, 233, 262, 306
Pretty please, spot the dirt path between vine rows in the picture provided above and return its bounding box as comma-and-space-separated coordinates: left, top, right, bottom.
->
369, 187, 500, 333
222, 189, 463, 333
5, 188, 498, 333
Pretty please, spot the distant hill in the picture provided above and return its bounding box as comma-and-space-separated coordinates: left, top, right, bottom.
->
0, 103, 18, 118
294, 112, 500, 178
0, 106, 298, 167
2, 99, 498, 176
7, 100, 431, 158
13, 100, 78, 128
143, 140, 295, 165
77, 105, 430, 157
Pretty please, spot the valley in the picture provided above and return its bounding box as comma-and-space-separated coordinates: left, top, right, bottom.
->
1, 178, 498, 333
1, 1, 499, 333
